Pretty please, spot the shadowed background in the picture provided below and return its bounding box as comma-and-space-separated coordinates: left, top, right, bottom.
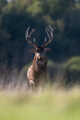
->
0, 0, 80, 86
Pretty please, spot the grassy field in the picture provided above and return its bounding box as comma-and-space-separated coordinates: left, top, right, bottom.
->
0, 87, 80, 120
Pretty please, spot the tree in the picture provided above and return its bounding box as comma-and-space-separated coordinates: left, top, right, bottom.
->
0, 0, 7, 13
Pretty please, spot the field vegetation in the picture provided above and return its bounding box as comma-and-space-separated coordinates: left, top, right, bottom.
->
0, 0, 80, 119
0, 87, 80, 120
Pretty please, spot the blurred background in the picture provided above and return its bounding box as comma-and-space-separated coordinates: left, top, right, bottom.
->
0, 0, 80, 86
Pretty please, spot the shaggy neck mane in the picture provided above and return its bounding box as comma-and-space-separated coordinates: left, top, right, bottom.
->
32, 55, 47, 73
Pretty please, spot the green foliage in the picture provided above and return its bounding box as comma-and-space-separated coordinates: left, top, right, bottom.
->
63, 57, 80, 85
0, 89, 80, 120
64, 57, 80, 71
27, 0, 43, 16
0, 0, 7, 10
41, 0, 73, 19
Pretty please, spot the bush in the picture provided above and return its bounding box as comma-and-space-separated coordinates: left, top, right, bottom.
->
64, 56, 80, 86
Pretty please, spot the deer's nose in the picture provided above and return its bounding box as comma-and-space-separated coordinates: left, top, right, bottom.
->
36, 53, 40, 59
38, 55, 41, 60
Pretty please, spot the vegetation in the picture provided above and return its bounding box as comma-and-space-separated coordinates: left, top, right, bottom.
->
0, 88, 80, 120
0, 1, 80, 119
63, 57, 80, 85
64, 56, 80, 71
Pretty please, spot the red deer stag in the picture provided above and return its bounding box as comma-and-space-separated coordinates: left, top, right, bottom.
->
25, 26, 54, 88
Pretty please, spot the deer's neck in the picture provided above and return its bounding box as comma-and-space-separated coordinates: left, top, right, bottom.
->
32, 55, 48, 73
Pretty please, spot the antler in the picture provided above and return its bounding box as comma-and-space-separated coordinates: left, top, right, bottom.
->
42, 25, 54, 48
25, 27, 37, 48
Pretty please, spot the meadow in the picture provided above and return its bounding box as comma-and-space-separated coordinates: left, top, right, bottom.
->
0, 1, 80, 120
0, 86, 80, 120
0, 56, 80, 120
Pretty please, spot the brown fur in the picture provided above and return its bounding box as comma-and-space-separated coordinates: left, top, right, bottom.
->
27, 53, 48, 87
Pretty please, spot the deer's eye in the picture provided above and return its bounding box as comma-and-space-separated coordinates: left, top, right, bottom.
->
36, 48, 40, 52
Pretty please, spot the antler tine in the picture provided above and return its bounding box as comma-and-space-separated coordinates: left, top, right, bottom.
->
26, 27, 30, 38
42, 25, 54, 47
47, 26, 53, 41
25, 27, 37, 48
26, 27, 34, 43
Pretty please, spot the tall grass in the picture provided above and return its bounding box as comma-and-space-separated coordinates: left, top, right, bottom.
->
0, 87, 80, 120
0, 57, 80, 120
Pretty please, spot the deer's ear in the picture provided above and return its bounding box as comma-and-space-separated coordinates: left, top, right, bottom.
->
44, 48, 51, 52
29, 48, 36, 53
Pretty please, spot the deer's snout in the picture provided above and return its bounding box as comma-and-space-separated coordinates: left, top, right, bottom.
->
36, 53, 41, 59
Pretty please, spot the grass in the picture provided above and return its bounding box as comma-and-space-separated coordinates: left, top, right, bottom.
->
0, 57, 80, 120
0, 87, 80, 120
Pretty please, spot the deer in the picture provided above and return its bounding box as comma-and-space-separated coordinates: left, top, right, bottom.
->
25, 26, 54, 88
